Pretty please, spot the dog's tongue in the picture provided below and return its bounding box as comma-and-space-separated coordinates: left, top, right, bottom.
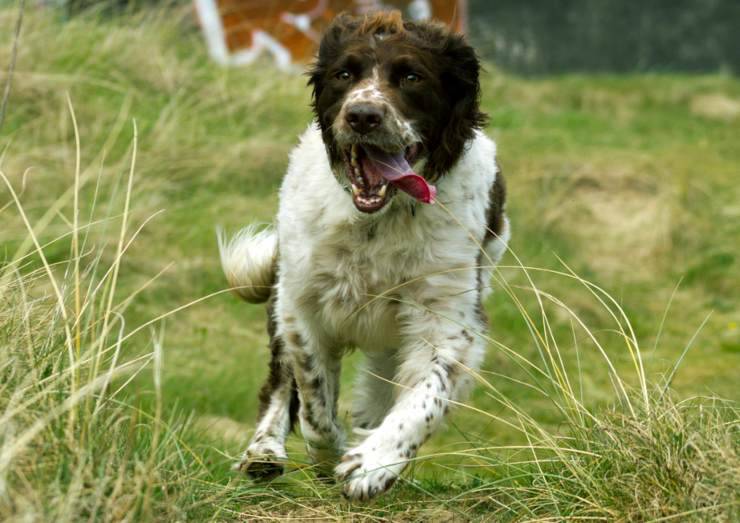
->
362, 146, 436, 204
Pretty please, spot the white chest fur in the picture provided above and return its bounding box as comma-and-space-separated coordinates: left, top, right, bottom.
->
275, 125, 498, 351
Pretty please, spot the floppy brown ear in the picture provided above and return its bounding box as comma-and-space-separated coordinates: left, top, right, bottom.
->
427, 33, 488, 176
307, 13, 359, 116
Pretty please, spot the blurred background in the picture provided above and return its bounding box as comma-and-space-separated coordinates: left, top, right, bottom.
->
50, 0, 740, 74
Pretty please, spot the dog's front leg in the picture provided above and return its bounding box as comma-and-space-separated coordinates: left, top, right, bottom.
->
336, 303, 486, 500
284, 325, 345, 475
233, 298, 297, 480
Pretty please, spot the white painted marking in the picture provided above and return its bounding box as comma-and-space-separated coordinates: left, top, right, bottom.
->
193, 0, 230, 65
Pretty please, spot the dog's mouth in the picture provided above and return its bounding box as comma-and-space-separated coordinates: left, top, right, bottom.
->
342, 143, 436, 213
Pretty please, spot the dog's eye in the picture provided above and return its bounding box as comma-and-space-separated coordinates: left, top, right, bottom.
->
335, 70, 352, 81
404, 72, 421, 83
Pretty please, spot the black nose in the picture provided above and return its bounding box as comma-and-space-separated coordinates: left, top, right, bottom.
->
345, 103, 383, 134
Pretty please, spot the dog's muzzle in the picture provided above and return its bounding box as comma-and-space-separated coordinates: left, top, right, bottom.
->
335, 101, 436, 213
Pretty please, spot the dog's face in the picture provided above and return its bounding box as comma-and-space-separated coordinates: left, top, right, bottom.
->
309, 11, 487, 213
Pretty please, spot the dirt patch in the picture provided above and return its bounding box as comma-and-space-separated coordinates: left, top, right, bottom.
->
545, 161, 673, 280
690, 93, 740, 121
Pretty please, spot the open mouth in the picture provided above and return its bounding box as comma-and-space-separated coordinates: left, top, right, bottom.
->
342, 143, 436, 213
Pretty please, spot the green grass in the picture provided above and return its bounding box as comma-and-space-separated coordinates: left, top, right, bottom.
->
1, 6, 738, 521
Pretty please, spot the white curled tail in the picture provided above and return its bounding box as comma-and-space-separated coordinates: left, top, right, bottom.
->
217, 225, 277, 303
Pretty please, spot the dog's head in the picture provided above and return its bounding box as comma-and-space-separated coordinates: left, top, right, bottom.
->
308, 11, 486, 214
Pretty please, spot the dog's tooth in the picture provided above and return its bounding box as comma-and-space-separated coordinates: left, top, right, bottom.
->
378, 185, 387, 198
351, 184, 361, 196
351, 156, 358, 167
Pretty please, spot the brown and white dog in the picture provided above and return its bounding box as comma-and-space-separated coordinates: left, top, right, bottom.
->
219, 11, 509, 500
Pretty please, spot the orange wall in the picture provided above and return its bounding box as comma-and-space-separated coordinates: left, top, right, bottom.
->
211, 1, 466, 61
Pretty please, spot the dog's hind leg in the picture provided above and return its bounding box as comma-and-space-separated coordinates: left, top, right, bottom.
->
352, 351, 397, 431
233, 296, 298, 480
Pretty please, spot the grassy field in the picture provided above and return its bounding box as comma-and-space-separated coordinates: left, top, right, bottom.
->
1, 7, 738, 521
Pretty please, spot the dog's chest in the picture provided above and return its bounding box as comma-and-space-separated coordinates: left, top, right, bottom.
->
299, 215, 428, 349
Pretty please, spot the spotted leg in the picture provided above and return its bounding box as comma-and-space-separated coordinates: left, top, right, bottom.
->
336, 298, 486, 500
234, 298, 298, 480
283, 323, 345, 476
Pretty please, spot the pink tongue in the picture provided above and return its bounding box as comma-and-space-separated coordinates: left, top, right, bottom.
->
362, 146, 436, 204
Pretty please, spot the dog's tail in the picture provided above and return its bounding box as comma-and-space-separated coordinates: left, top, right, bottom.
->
217, 225, 277, 304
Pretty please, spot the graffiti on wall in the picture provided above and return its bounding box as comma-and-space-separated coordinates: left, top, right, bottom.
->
194, 0, 468, 70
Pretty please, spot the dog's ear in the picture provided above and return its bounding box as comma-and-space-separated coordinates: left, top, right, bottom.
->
307, 13, 359, 116
428, 32, 488, 176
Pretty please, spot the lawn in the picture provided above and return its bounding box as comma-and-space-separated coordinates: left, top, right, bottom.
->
0, 7, 738, 521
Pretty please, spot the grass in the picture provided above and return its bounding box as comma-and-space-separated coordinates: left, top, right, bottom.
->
1, 6, 738, 521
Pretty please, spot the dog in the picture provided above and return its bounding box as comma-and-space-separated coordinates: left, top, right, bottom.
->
218, 10, 509, 500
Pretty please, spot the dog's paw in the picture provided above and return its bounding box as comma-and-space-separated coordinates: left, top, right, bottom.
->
335, 442, 407, 500
233, 440, 287, 481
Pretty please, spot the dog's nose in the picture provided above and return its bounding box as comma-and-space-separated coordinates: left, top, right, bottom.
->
345, 103, 383, 134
